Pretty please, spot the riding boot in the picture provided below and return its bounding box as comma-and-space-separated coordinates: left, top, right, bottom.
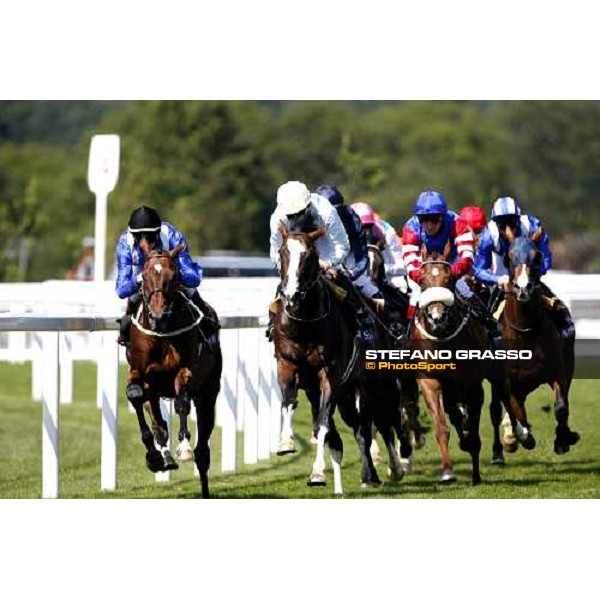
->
189, 290, 220, 350
117, 298, 140, 346
549, 299, 575, 339
266, 309, 276, 341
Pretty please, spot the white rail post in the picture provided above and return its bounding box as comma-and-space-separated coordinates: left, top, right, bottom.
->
31, 332, 43, 401
41, 331, 60, 499
270, 351, 282, 453
59, 333, 73, 404
257, 331, 272, 460
155, 398, 173, 483
96, 333, 105, 409
100, 331, 119, 491
242, 328, 261, 465
219, 328, 238, 472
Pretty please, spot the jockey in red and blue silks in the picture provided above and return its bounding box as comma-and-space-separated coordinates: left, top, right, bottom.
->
401, 190, 475, 282
473, 196, 573, 338
115, 205, 217, 346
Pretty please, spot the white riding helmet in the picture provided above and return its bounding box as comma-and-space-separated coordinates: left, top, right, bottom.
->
276, 181, 311, 215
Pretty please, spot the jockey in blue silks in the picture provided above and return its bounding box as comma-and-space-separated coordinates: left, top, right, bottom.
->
473, 196, 574, 338
115, 205, 218, 346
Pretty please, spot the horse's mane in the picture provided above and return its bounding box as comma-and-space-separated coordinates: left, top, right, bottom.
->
286, 206, 317, 233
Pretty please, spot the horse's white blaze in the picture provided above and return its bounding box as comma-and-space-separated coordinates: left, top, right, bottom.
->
516, 267, 529, 289
432, 267, 439, 277
429, 305, 442, 320
284, 238, 305, 298
154, 263, 163, 273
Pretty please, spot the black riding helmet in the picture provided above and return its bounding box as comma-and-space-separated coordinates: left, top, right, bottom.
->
128, 205, 162, 233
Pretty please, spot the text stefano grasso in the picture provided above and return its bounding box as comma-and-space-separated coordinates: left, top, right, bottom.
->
364, 349, 533, 361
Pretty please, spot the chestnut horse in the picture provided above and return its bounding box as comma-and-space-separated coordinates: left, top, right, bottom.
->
499, 228, 579, 454
411, 243, 487, 484
273, 223, 381, 494
126, 244, 222, 498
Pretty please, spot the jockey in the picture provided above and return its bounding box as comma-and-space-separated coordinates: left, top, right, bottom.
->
401, 190, 474, 283
351, 202, 408, 293
314, 185, 379, 300
115, 205, 218, 347
473, 196, 574, 338
454, 205, 501, 337
267, 181, 382, 343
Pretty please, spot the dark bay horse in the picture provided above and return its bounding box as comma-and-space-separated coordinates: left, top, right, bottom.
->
273, 222, 381, 494
411, 243, 487, 484
458, 273, 513, 465
366, 243, 425, 473
126, 244, 222, 498
499, 228, 579, 454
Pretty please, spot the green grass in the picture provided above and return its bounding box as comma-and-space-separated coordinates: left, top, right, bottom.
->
0, 362, 598, 498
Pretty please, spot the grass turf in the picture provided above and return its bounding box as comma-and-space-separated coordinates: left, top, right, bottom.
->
0, 362, 598, 498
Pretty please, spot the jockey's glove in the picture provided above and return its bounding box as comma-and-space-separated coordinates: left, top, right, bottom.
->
497, 275, 510, 291
318, 259, 332, 271
390, 275, 408, 294
136, 272, 143, 284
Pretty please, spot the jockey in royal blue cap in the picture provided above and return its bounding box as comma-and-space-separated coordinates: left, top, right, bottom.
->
474, 196, 574, 338
115, 205, 218, 346
401, 190, 475, 319
401, 190, 475, 282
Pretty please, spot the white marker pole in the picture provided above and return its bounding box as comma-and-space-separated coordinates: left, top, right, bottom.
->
87, 134, 120, 283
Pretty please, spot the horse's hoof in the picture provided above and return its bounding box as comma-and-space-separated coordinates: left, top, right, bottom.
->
146, 452, 164, 473
491, 453, 505, 465
277, 438, 296, 455
439, 469, 457, 484
162, 450, 179, 471
472, 475, 482, 486
554, 441, 570, 455
307, 473, 327, 486
520, 435, 536, 450
565, 430, 581, 446
176, 439, 194, 462
309, 436, 318, 445
400, 457, 414, 473
126, 383, 143, 401
387, 467, 404, 482
503, 439, 519, 453
360, 479, 382, 489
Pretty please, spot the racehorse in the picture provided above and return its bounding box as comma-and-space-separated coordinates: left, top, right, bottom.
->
125, 244, 222, 498
457, 274, 514, 464
498, 227, 579, 454
273, 222, 382, 494
411, 243, 487, 484
366, 243, 426, 472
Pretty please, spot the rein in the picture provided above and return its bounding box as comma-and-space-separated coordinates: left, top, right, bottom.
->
132, 290, 204, 337
283, 279, 331, 323
415, 312, 470, 342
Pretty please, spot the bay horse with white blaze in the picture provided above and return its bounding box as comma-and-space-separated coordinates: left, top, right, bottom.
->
273, 222, 381, 494
411, 243, 487, 484
499, 227, 579, 454
126, 244, 222, 498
